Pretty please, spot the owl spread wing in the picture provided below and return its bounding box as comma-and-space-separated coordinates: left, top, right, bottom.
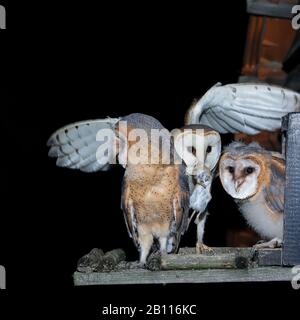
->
263, 157, 285, 215
47, 118, 120, 172
176, 167, 191, 235
185, 83, 300, 135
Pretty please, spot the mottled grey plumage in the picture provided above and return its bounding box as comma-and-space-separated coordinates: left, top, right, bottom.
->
223, 142, 271, 158
264, 160, 285, 214
121, 113, 166, 131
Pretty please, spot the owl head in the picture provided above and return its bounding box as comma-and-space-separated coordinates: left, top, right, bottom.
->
219, 142, 271, 200
172, 124, 221, 175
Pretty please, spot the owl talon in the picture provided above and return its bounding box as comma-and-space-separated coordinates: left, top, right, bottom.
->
196, 243, 213, 254
253, 237, 283, 249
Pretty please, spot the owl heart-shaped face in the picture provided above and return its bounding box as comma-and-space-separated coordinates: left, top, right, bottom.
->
219, 156, 261, 200
172, 125, 221, 174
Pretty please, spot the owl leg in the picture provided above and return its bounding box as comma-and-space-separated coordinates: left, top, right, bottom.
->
138, 231, 154, 265
253, 237, 283, 249
159, 237, 168, 255
195, 211, 213, 254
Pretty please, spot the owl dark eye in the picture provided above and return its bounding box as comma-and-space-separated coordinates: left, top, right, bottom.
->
206, 146, 212, 153
245, 167, 254, 175
228, 166, 234, 173
188, 146, 196, 155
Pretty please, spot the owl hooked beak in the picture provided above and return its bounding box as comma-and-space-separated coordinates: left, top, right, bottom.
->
197, 181, 206, 188
234, 178, 245, 192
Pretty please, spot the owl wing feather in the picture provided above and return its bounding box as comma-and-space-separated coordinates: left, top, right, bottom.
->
185, 83, 300, 134
263, 157, 285, 215
167, 166, 190, 253
178, 167, 191, 235
47, 118, 120, 172
120, 177, 139, 248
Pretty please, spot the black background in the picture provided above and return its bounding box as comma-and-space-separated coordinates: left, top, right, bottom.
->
2, 0, 299, 317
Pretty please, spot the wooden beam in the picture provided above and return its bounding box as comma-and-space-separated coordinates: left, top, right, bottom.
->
179, 247, 282, 267
73, 267, 293, 286
159, 253, 246, 270
255, 248, 282, 266
73, 247, 285, 285
247, 0, 295, 19
282, 113, 300, 266
179, 247, 254, 256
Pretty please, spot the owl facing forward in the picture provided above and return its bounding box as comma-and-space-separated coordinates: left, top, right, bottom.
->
219, 142, 285, 248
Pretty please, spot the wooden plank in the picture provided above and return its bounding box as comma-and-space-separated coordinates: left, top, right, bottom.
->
159, 253, 244, 270
256, 249, 282, 266
247, 0, 295, 19
282, 113, 300, 266
179, 247, 282, 267
74, 247, 285, 285
73, 267, 293, 286
179, 247, 254, 256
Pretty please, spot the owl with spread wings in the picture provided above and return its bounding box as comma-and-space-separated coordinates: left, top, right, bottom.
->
48, 113, 191, 265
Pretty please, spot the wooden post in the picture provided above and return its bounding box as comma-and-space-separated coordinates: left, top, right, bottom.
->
73, 267, 294, 286
282, 113, 300, 266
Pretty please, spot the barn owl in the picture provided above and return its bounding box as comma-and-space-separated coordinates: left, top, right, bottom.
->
48, 113, 192, 266
172, 124, 221, 253
184, 82, 300, 250
219, 142, 285, 248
